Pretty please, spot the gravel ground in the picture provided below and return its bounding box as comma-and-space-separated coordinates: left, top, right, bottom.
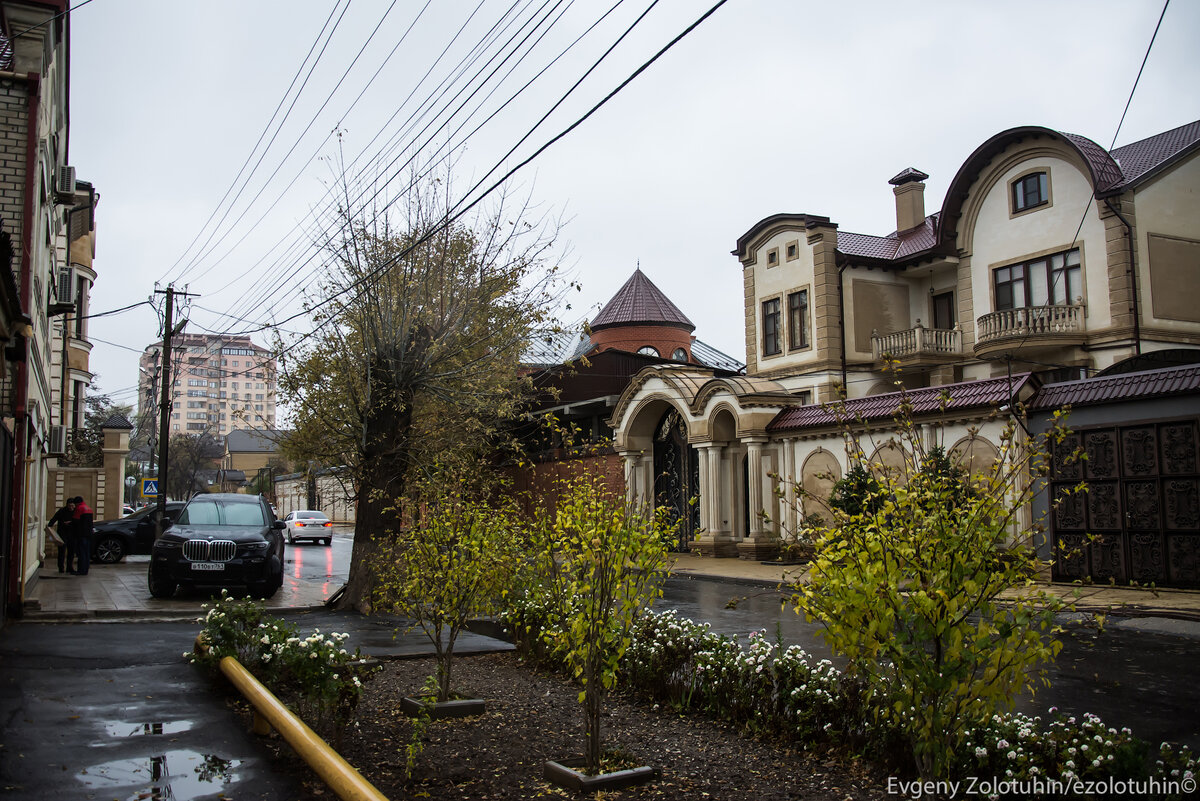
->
248, 652, 891, 799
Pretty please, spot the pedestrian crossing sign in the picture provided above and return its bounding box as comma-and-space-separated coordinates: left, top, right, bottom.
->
142, 478, 160, 498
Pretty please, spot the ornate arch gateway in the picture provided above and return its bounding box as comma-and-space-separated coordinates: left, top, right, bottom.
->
652, 409, 699, 551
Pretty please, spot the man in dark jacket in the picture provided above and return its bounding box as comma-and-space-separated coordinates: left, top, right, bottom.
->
72, 496, 94, 576
46, 499, 77, 573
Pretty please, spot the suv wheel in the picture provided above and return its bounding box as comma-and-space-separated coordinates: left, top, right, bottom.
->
94, 535, 126, 564
148, 567, 177, 599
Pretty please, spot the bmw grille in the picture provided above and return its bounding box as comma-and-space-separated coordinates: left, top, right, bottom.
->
183, 539, 237, 562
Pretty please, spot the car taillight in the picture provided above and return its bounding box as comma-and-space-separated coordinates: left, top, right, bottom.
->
295, 522, 305, 527
323, 522, 332, 527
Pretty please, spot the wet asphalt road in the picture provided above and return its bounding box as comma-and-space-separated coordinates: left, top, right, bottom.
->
0, 621, 305, 800
658, 574, 1200, 750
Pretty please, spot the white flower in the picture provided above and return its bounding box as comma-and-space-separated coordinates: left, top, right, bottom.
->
1065, 760, 1075, 769
1007, 751, 1017, 760
975, 747, 988, 758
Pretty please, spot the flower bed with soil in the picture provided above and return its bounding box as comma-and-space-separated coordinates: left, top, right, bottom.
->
247, 652, 889, 800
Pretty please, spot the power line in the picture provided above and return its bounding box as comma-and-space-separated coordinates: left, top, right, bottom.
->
163, 0, 347, 283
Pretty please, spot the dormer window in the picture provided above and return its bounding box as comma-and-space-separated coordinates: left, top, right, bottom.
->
672, 347, 687, 361
1012, 171, 1049, 213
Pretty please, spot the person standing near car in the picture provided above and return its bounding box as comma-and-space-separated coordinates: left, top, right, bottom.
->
71, 496, 94, 576
46, 498, 77, 573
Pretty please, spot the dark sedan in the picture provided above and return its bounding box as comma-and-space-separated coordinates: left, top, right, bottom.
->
148, 493, 286, 599
92, 502, 186, 564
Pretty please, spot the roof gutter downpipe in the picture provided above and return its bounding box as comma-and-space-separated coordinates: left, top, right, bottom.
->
1103, 198, 1141, 356
838, 260, 848, 394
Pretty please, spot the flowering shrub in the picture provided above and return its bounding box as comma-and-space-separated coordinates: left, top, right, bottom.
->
954, 709, 1197, 796
505, 604, 1197, 796
188, 590, 375, 743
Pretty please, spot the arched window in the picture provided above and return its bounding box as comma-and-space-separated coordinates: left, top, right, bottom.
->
637, 346, 659, 357
671, 347, 687, 361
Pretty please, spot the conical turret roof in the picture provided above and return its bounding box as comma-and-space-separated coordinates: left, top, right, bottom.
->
590, 268, 695, 332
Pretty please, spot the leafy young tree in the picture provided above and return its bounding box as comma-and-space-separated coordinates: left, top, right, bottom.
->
372, 474, 521, 703
791, 396, 1078, 781
530, 473, 672, 775
280, 164, 566, 612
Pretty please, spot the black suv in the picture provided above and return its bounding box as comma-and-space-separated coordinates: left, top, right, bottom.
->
148, 493, 286, 599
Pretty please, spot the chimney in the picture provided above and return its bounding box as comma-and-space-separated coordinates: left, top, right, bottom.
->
889, 168, 929, 232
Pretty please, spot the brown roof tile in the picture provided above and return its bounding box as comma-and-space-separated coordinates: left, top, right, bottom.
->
769, 374, 1034, 432
591, 269, 695, 332
1109, 119, 1200, 190
1029, 363, 1200, 410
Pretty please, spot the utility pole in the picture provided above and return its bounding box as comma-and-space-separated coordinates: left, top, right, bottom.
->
153, 285, 196, 534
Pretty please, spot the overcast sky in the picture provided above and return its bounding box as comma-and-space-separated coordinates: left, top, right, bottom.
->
69, 0, 1200, 420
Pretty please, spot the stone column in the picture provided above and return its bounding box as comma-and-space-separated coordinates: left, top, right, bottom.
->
619, 450, 640, 506
101, 421, 133, 520
781, 438, 796, 537
637, 452, 655, 514
737, 437, 778, 560
690, 443, 738, 557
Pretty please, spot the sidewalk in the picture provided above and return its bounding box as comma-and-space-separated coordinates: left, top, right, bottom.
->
22, 555, 340, 620
668, 552, 1200, 622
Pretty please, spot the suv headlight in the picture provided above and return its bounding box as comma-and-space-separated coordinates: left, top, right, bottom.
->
239, 541, 270, 555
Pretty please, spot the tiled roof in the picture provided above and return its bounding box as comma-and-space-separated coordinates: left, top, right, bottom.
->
769, 374, 1034, 432
1110, 119, 1200, 189
591, 269, 695, 332
837, 214, 939, 262
1029, 363, 1200, 411
100, 413, 133, 430
1062, 132, 1125, 193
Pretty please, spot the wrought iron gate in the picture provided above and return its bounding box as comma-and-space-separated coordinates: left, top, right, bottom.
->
1051, 419, 1200, 587
653, 410, 699, 551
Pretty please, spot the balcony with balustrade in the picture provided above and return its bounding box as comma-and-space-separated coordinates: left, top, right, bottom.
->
974, 304, 1086, 358
871, 320, 962, 368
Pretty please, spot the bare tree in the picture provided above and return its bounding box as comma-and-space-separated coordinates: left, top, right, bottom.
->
279, 162, 568, 611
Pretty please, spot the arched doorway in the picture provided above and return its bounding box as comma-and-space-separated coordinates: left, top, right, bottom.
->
653, 409, 699, 551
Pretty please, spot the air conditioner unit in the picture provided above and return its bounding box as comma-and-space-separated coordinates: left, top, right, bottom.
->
56, 266, 73, 305
48, 424, 67, 455
54, 166, 76, 200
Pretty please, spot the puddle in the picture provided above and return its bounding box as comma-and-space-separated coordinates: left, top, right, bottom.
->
78, 750, 242, 798
102, 720, 195, 737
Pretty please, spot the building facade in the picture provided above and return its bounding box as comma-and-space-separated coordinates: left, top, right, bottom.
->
611, 121, 1200, 582
0, 1, 115, 618
137, 333, 277, 442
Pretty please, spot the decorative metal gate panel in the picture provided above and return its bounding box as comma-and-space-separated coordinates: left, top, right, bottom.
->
653, 410, 699, 552
1051, 419, 1200, 588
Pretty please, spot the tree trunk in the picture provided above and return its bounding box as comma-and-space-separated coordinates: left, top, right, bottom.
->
584, 672, 602, 774
336, 361, 413, 612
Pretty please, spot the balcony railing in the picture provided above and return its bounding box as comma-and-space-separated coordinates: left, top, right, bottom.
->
976, 304, 1085, 344
872, 321, 961, 361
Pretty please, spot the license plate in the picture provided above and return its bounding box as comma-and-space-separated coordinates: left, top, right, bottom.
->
191, 562, 225, 571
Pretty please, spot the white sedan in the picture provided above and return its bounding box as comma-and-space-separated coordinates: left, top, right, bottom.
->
282, 510, 334, 545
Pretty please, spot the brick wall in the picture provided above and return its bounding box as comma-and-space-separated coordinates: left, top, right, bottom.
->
506, 450, 626, 520
0, 77, 29, 296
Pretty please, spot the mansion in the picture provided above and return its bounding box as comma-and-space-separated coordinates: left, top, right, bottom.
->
608, 120, 1200, 586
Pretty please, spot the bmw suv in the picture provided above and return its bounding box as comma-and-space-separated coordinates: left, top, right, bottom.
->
149, 493, 286, 599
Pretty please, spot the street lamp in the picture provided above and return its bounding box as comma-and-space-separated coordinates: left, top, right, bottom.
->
125, 475, 136, 506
